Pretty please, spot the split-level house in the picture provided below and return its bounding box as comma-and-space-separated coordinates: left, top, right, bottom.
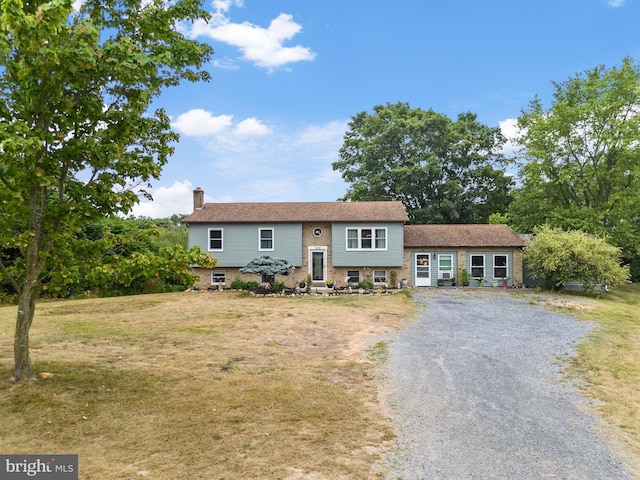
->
183, 188, 527, 289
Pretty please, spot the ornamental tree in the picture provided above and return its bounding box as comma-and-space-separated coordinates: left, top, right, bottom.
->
0, 0, 213, 380
523, 225, 629, 291
240, 256, 293, 285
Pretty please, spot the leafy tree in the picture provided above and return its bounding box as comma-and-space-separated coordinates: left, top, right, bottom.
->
523, 225, 629, 291
240, 256, 293, 285
333, 102, 514, 224
43, 218, 214, 297
0, 0, 213, 380
510, 58, 640, 278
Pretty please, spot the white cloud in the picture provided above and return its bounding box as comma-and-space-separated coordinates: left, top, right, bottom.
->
499, 118, 521, 156
130, 120, 351, 217
171, 109, 233, 137
234, 117, 271, 136
608, 0, 625, 6
129, 180, 199, 217
186, 7, 316, 71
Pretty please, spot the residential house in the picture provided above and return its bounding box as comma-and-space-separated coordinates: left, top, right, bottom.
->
183, 188, 408, 289
183, 188, 527, 289
404, 224, 527, 287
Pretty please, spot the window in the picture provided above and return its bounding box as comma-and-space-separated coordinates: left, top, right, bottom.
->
493, 255, 508, 279
211, 270, 226, 285
346, 270, 360, 284
438, 254, 453, 279
259, 228, 274, 251
208, 228, 223, 251
345, 227, 388, 250
471, 255, 485, 278
374, 270, 387, 283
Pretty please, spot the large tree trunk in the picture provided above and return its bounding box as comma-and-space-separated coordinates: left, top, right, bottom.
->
14, 279, 40, 380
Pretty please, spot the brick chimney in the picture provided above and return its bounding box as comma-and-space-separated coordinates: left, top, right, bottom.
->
193, 187, 204, 211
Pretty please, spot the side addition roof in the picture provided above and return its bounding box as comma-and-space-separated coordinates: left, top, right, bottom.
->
182, 201, 409, 224
404, 224, 527, 248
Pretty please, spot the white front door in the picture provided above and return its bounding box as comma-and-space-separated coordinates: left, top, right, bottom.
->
415, 253, 431, 287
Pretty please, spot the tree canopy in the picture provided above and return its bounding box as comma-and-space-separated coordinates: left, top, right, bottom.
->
0, 0, 213, 380
333, 102, 514, 224
509, 57, 640, 276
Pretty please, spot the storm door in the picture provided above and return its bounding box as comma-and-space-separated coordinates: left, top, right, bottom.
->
308, 247, 327, 283
415, 253, 431, 287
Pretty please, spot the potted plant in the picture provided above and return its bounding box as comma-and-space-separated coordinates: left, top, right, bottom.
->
325, 279, 334, 289
460, 269, 470, 287
501, 277, 510, 288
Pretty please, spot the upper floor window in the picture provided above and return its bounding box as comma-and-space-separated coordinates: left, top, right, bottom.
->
259, 228, 274, 251
208, 228, 223, 251
346, 227, 387, 250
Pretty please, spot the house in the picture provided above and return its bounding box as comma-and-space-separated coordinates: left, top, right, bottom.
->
182, 188, 527, 289
404, 224, 527, 287
183, 188, 409, 289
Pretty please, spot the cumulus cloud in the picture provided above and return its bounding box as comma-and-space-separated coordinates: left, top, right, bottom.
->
171, 109, 271, 140
185, 4, 315, 71
129, 180, 200, 218
171, 109, 233, 137
499, 118, 521, 156
234, 117, 271, 136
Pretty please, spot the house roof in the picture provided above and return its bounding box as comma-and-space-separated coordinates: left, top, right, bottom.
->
404, 224, 527, 248
182, 201, 410, 224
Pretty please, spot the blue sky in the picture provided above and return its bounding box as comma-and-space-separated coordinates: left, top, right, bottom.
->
130, 0, 640, 218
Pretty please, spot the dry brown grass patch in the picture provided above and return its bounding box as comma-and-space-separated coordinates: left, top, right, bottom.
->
0, 291, 414, 479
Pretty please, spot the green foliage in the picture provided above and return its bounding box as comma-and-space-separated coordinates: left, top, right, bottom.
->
42, 217, 216, 297
240, 256, 293, 284
510, 58, 640, 279
333, 102, 514, 224
523, 225, 630, 291
0, 0, 213, 379
230, 277, 247, 290
272, 281, 286, 293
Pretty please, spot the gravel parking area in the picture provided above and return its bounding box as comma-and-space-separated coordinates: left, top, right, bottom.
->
380, 289, 634, 479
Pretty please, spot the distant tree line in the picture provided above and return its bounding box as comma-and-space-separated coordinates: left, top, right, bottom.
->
332, 57, 640, 282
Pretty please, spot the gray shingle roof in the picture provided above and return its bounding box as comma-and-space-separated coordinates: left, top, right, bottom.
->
404, 224, 527, 248
182, 201, 409, 224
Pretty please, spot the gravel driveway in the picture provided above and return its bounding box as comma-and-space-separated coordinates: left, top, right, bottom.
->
380, 289, 634, 479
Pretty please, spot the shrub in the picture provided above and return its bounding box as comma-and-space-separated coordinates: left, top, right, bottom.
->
230, 277, 247, 290
524, 225, 630, 291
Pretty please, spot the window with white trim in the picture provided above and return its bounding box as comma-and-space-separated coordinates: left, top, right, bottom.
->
493, 255, 508, 279
470, 254, 485, 279
345, 227, 388, 250
374, 270, 387, 283
211, 270, 226, 285
208, 228, 223, 251
438, 254, 453, 279
259, 228, 274, 251
346, 270, 360, 284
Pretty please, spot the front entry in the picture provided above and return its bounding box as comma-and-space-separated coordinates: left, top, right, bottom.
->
415, 252, 431, 287
309, 247, 327, 283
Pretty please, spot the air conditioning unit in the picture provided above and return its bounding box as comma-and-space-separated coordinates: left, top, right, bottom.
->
442, 272, 451, 279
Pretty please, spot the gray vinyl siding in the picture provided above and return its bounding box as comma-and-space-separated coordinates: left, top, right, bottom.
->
466, 251, 514, 283
188, 223, 303, 267
331, 222, 404, 267
409, 251, 458, 287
